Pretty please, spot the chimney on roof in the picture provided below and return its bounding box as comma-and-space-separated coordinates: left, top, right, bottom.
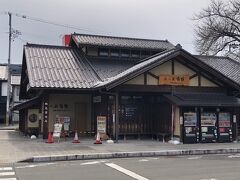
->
62, 34, 71, 46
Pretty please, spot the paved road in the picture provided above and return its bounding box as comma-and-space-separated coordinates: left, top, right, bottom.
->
4, 154, 240, 180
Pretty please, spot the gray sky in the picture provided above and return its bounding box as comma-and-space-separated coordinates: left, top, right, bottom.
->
0, 0, 212, 64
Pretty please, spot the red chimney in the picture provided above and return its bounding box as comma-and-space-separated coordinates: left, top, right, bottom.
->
62, 34, 71, 46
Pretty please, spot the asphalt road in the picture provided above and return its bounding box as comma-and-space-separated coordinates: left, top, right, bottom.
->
2, 154, 240, 180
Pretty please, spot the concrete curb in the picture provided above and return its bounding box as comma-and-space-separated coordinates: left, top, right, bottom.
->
20, 148, 240, 163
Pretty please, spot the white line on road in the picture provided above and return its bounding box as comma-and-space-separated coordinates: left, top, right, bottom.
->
81, 160, 106, 165
0, 168, 12, 171
139, 159, 149, 162
0, 178, 17, 180
187, 156, 202, 160
0, 172, 15, 176
16, 163, 55, 169
105, 163, 149, 180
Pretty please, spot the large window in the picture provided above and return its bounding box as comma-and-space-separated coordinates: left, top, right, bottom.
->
110, 49, 120, 57
99, 48, 109, 56
121, 49, 130, 58
131, 50, 140, 58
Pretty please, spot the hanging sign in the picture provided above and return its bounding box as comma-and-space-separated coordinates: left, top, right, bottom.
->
97, 116, 106, 134
159, 74, 189, 86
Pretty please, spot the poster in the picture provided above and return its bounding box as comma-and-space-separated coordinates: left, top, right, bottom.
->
219, 112, 230, 127
63, 117, 70, 131
184, 112, 197, 126
201, 112, 216, 126
53, 123, 63, 138
97, 116, 106, 134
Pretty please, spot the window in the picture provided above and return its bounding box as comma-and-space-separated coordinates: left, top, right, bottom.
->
131, 50, 140, 58
121, 49, 130, 58
110, 49, 120, 57
1, 82, 7, 96
99, 48, 109, 56
141, 51, 150, 58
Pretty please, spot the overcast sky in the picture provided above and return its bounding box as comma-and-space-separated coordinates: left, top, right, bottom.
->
0, 0, 213, 64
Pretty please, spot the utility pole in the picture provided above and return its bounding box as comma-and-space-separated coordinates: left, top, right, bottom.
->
6, 12, 12, 126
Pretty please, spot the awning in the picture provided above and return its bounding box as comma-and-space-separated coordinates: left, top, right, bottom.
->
164, 93, 240, 107
12, 96, 41, 111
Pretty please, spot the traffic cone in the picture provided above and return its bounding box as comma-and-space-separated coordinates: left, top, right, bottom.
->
72, 130, 80, 143
94, 132, 102, 144
46, 132, 53, 143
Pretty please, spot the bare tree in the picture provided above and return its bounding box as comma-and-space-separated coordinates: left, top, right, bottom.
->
193, 0, 240, 55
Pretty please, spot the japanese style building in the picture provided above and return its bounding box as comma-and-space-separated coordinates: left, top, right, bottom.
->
15, 33, 240, 143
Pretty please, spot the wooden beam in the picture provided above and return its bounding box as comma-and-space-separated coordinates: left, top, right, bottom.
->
115, 92, 119, 143
189, 73, 198, 80
144, 73, 147, 85
147, 72, 159, 80
171, 59, 174, 75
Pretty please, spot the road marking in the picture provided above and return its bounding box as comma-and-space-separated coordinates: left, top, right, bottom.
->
228, 154, 240, 158
0, 167, 12, 171
187, 156, 202, 160
200, 179, 217, 180
139, 159, 149, 162
0, 172, 15, 176
0, 178, 17, 180
81, 160, 106, 165
16, 163, 56, 169
105, 163, 149, 180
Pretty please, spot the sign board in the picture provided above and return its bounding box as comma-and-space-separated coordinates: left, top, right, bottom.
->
53, 123, 63, 138
63, 117, 70, 131
97, 116, 106, 134
159, 74, 189, 86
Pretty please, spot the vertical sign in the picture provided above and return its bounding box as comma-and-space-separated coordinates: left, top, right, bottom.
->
97, 116, 106, 135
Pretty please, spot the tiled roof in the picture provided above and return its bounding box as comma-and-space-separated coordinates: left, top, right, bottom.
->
196, 55, 240, 85
72, 34, 175, 50
24, 44, 101, 89
88, 58, 135, 80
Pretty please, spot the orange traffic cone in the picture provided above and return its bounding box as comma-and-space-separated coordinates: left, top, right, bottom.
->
94, 132, 102, 144
72, 130, 80, 143
46, 132, 53, 143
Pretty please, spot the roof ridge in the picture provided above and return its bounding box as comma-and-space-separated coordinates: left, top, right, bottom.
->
72, 33, 170, 43
25, 43, 75, 49
136, 47, 177, 64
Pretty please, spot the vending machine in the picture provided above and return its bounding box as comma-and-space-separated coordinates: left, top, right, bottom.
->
200, 112, 218, 143
218, 112, 232, 142
183, 112, 199, 143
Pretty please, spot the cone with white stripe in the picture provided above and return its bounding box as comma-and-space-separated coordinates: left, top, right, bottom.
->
94, 132, 102, 144
72, 130, 80, 143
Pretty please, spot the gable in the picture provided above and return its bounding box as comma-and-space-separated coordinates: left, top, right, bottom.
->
125, 58, 218, 87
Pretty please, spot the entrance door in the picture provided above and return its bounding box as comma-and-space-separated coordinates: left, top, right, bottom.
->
200, 112, 217, 143
75, 103, 87, 135
183, 111, 199, 143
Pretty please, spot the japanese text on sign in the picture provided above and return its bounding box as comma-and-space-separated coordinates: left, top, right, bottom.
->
159, 74, 189, 86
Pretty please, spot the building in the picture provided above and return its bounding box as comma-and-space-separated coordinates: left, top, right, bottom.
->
15, 34, 240, 143
0, 64, 21, 124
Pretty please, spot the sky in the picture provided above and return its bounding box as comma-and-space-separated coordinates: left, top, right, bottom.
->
0, 0, 213, 64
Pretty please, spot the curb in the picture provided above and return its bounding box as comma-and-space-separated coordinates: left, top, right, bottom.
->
20, 148, 240, 163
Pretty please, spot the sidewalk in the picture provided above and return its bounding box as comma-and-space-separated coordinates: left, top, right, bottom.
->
1, 130, 240, 164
